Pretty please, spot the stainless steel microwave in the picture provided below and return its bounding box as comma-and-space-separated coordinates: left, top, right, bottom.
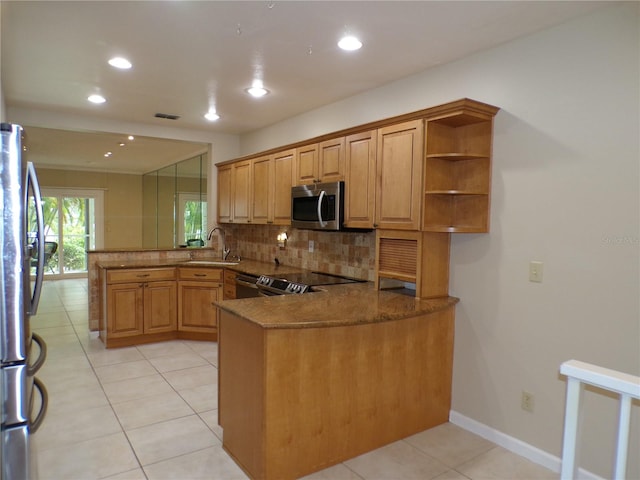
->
291, 181, 344, 231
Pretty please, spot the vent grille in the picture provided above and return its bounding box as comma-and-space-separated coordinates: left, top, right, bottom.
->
154, 113, 181, 120
378, 238, 418, 278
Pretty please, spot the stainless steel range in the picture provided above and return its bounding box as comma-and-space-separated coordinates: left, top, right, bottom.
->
256, 272, 365, 296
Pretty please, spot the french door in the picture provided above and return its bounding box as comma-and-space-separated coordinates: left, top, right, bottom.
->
39, 188, 104, 278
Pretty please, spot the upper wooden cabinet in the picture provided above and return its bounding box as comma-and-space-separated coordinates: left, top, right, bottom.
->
217, 164, 232, 224
295, 144, 319, 185
217, 160, 251, 224
422, 101, 497, 232
344, 130, 376, 229
294, 139, 345, 185
318, 137, 345, 183
217, 98, 499, 233
251, 155, 272, 224
375, 120, 424, 230
272, 149, 295, 225
218, 149, 294, 225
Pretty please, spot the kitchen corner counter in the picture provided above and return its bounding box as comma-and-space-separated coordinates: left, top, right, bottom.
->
216, 283, 459, 328
218, 284, 457, 480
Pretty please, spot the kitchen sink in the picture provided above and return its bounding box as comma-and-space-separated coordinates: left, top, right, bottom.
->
184, 260, 239, 266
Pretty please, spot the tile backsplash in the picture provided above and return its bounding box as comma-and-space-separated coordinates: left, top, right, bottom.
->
221, 224, 376, 281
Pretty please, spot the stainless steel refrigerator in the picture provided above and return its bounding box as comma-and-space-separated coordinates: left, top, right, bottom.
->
1, 123, 48, 480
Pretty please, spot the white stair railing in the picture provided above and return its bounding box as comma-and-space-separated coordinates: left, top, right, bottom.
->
560, 360, 640, 479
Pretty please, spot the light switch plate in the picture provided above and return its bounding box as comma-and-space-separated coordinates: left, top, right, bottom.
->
529, 261, 543, 283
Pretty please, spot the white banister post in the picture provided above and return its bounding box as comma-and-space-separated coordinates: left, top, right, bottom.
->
613, 393, 632, 480
560, 376, 583, 480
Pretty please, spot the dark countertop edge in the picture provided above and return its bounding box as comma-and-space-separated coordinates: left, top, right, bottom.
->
95, 258, 308, 278
89, 247, 217, 253
216, 286, 459, 329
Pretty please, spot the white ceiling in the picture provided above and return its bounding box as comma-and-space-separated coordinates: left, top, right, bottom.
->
2, 1, 610, 174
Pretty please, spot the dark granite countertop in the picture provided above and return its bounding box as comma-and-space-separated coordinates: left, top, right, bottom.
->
95, 257, 307, 278
216, 283, 459, 329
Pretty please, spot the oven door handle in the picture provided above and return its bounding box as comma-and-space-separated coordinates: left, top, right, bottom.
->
316, 190, 327, 228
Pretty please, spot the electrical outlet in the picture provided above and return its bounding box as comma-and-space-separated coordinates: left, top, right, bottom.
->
529, 261, 543, 283
521, 391, 534, 413
308, 240, 314, 253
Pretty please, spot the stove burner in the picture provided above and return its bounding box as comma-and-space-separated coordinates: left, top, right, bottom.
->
255, 272, 364, 295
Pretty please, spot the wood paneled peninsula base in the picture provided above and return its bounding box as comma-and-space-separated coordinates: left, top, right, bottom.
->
216, 284, 458, 480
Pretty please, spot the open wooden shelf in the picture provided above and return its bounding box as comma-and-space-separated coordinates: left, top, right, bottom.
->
423, 109, 494, 233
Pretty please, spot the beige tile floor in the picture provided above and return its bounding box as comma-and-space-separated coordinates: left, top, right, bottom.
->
31, 278, 558, 480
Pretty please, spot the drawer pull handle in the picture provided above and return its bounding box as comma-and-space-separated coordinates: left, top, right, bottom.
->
195, 273, 207, 277
136, 274, 151, 278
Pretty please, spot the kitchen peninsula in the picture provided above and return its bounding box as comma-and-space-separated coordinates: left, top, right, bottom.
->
216, 286, 458, 480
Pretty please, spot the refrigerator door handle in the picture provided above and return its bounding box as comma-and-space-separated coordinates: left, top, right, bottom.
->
28, 333, 47, 376
25, 161, 44, 315
29, 376, 48, 434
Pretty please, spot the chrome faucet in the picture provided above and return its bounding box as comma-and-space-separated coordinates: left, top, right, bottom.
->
207, 227, 230, 260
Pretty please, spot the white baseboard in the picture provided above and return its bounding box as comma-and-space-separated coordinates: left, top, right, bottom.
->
88, 330, 99, 339
449, 410, 604, 480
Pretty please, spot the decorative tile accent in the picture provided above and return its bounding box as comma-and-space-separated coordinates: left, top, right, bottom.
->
223, 224, 376, 281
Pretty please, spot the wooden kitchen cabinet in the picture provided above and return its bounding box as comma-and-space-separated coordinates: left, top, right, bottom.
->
294, 138, 344, 185
178, 267, 222, 341
423, 100, 498, 232
250, 149, 295, 225
318, 137, 345, 182
217, 164, 232, 223
375, 120, 424, 230
375, 229, 450, 298
101, 268, 177, 348
217, 160, 252, 224
344, 130, 376, 229
272, 149, 295, 225
294, 143, 319, 185
223, 269, 236, 300
251, 155, 272, 224
232, 159, 252, 223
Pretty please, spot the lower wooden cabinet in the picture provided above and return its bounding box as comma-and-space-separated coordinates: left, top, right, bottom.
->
177, 267, 223, 341
102, 267, 177, 348
100, 266, 222, 347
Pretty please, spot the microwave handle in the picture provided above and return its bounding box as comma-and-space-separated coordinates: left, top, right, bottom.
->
316, 190, 327, 228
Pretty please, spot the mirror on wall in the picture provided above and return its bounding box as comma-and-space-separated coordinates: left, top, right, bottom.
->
142, 154, 208, 248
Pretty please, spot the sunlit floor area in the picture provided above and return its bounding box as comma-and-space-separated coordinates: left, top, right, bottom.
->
30, 279, 557, 480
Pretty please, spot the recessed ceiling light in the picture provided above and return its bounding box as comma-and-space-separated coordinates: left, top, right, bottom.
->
88, 94, 106, 104
338, 35, 362, 51
108, 57, 132, 69
246, 86, 269, 98
128, 135, 134, 141
204, 111, 220, 121
119, 142, 126, 147
104, 151, 112, 157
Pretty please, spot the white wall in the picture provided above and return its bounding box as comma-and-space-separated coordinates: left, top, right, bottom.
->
241, 4, 640, 478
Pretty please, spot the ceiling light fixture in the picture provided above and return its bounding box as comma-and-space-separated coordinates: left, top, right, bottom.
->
246, 86, 268, 98
204, 111, 220, 121
338, 35, 362, 51
246, 80, 269, 98
88, 94, 106, 104
128, 135, 134, 141
108, 57, 132, 69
